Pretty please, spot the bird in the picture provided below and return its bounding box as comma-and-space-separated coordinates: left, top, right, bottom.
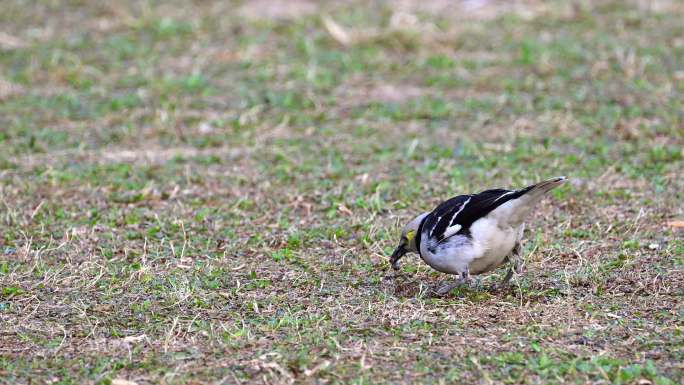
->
389, 176, 567, 295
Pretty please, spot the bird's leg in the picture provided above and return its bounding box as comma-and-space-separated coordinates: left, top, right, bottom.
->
434, 270, 470, 295
497, 242, 522, 289
500, 267, 515, 286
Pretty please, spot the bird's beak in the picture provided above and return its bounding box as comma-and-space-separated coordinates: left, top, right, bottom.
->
389, 245, 407, 270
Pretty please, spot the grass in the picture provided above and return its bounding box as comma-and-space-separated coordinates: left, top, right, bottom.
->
1, 0, 683, 383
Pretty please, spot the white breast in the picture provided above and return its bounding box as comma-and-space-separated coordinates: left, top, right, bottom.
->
420, 234, 480, 275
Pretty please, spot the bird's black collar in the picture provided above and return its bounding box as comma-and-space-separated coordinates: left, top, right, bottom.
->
414, 214, 429, 258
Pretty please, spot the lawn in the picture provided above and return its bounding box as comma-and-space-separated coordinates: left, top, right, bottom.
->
0, 0, 682, 384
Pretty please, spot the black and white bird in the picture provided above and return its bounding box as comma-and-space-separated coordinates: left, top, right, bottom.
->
389, 176, 567, 294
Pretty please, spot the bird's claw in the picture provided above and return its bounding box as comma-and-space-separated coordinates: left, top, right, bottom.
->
432, 279, 466, 296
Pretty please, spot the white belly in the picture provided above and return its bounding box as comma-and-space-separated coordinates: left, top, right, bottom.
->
420, 218, 521, 275
420, 234, 478, 274
468, 217, 520, 274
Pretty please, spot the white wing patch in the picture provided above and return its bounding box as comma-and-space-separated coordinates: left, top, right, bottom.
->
493, 190, 515, 202
442, 224, 462, 239
448, 197, 470, 227
429, 215, 442, 237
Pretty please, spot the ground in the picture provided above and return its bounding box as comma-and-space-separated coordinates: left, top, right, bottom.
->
0, 0, 683, 384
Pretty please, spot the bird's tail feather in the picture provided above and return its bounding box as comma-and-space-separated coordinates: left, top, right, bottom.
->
523, 176, 567, 199
490, 177, 567, 226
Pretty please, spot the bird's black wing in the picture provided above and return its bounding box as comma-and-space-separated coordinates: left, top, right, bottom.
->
421, 194, 471, 241
423, 186, 534, 243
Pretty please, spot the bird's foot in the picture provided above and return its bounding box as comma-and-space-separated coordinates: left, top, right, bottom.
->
469, 276, 484, 290
432, 277, 476, 296
426, 271, 472, 297
433, 281, 463, 296
491, 266, 524, 291
489, 282, 504, 292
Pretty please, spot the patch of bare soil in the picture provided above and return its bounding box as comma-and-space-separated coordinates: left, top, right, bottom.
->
0, 76, 25, 100
334, 77, 425, 106
237, 0, 319, 21
394, 0, 552, 21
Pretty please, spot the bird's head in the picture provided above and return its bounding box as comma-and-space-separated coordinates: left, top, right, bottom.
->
389, 212, 428, 270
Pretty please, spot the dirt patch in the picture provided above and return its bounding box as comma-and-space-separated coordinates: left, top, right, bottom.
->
10, 146, 249, 171
0, 76, 25, 100
236, 0, 319, 21
366, 84, 424, 103
0, 31, 26, 50
335, 77, 425, 106
395, 0, 552, 21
